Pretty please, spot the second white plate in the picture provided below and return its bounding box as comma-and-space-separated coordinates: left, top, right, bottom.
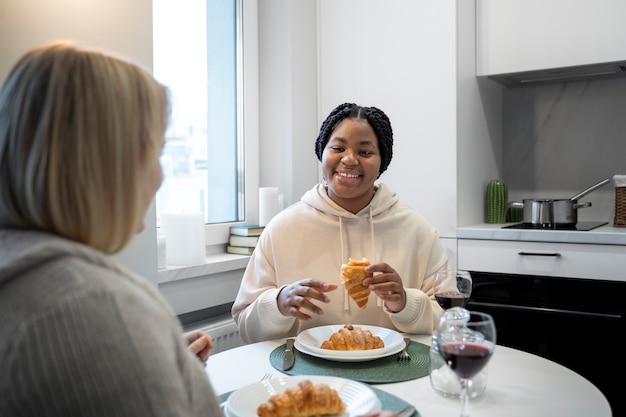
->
225, 375, 381, 417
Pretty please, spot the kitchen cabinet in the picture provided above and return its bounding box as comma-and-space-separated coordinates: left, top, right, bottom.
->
458, 238, 626, 282
459, 228, 626, 416
477, 0, 626, 77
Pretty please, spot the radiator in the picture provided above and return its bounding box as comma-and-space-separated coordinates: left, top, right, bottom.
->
189, 315, 243, 355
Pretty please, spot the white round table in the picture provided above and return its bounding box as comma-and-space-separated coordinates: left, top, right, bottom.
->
205, 335, 611, 417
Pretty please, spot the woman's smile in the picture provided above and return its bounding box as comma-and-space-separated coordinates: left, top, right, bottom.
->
335, 171, 362, 182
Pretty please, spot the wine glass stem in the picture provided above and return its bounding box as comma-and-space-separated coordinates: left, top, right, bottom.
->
459, 378, 470, 417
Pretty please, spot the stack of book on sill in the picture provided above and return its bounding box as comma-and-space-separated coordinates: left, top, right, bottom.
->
226, 225, 264, 255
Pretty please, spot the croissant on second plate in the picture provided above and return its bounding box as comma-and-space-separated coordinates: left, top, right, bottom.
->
320, 324, 384, 351
256, 379, 346, 417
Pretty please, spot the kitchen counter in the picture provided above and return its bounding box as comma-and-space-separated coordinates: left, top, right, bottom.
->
457, 223, 626, 245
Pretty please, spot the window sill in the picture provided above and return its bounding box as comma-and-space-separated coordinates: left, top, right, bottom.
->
157, 253, 250, 284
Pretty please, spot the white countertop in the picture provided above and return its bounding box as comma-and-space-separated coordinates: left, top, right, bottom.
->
457, 223, 626, 245
158, 252, 249, 284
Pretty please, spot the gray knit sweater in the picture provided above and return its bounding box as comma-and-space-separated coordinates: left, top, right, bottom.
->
0, 229, 223, 416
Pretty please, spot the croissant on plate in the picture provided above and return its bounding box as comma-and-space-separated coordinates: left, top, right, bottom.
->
320, 324, 384, 351
256, 379, 346, 417
341, 257, 372, 308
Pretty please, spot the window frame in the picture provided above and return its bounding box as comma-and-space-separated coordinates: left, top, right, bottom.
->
153, 0, 259, 256
204, 0, 259, 253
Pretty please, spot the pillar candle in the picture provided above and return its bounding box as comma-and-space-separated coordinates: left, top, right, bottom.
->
161, 212, 206, 266
259, 187, 279, 227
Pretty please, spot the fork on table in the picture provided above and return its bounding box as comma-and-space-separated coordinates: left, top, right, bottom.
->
397, 337, 411, 361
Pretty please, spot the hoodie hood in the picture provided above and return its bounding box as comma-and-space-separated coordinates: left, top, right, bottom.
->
301, 182, 399, 220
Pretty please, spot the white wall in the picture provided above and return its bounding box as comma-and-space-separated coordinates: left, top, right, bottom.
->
457, 0, 503, 228
317, 0, 458, 238
258, 0, 465, 236
0, 0, 158, 285
258, 0, 319, 205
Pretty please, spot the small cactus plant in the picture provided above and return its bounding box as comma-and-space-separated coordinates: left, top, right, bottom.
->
486, 179, 508, 223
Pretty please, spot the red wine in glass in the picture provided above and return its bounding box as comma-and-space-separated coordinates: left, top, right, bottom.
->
439, 341, 493, 379
434, 270, 472, 310
435, 292, 470, 309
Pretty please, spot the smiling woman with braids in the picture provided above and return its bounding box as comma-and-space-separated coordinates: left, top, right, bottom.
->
232, 102, 450, 344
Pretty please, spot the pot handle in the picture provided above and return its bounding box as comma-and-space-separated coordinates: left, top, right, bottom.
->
570, 178, 610, 201
573, 202, 592, 209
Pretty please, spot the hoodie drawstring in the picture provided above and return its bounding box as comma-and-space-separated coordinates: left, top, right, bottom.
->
339, 216, 350, 310
369, 207, 382, 307
341, 207, 381, 311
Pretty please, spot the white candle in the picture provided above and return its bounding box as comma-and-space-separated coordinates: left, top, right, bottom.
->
259, 187, 280, 227
160, 212, 206, 266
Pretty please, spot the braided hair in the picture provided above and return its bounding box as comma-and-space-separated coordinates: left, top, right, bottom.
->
314, 102, 393, 177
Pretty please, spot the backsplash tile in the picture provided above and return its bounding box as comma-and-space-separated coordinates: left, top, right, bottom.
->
502, 77, 626, 222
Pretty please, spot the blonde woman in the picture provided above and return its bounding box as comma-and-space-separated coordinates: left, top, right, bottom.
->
0, 42, 218, 416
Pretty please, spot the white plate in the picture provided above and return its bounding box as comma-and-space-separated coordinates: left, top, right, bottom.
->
294, 338, 406, 362
295, 324, 404, 361
225, 375, 381, 417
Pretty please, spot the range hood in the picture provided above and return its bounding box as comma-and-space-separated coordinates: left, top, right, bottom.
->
486, 61, 626, 87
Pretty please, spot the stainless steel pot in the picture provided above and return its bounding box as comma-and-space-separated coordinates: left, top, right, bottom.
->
520, 178, 610, 226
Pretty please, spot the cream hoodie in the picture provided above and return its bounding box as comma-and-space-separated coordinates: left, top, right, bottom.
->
231, 183, 448, 343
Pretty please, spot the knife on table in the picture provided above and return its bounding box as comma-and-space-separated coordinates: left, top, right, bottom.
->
282, 338, 295, 370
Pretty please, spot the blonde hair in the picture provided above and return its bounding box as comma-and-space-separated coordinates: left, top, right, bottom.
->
0, 41, 170, 253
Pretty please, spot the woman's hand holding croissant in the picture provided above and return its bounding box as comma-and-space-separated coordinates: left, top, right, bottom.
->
363, 262, 407, 313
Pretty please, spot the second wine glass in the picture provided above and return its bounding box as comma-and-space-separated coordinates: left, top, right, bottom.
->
434, 270, 472, 309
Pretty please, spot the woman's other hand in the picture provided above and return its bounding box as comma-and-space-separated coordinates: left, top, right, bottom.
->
277, 278, 338, 321
363, 262, 407, 313
184, 330, 213, 365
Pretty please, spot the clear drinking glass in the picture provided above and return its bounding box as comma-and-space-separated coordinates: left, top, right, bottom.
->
430, 271, 486, 398
434, 308, 496, 417
430, 322, 487, 398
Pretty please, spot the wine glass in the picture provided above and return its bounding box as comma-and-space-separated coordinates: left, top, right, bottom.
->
434, 270, 472, 309
429, 307, 487, 399
435, 308, 496, 417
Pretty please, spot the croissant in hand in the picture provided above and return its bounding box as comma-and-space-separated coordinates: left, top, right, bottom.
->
341, 257, 372, 308
256, 379, 346, 417
320, 324, 384, 351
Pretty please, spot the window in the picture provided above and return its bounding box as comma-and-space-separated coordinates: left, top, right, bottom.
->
153, 0, 258, 253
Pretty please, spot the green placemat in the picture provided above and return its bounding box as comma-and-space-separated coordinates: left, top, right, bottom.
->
219, 384, 419, 416
371, 386, 420, 416
269, 341, 430, 384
